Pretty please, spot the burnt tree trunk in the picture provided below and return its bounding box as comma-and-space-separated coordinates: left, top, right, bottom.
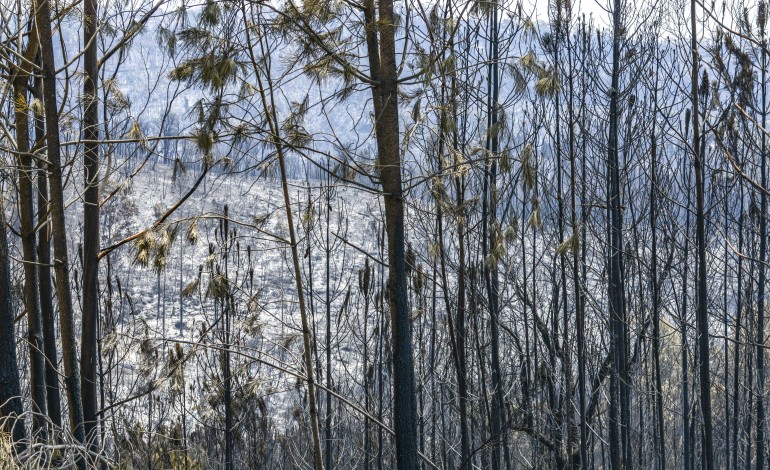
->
0, 199, 26, 446
35, 0, 87, 454
80, 0, 101, 450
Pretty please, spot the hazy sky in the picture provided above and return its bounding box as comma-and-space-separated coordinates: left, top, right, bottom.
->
531, 0, 616, 24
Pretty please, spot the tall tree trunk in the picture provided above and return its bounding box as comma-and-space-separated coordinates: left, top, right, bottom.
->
243, 11, 324, 468
607, 0, 629, 467
755, 20, 768, 470
574, 19, 590, 468
682, 115, 693, 470
34, 68, 62, 430
552, 7, 579, 464
223, 220, 234, 470
364, 1, 418, 467
0, 199, 26, 446
690, 1, 715, 467
732, 182, 744, 470
35, 0, 87, 454
650, 58, 666, 469
324, 176, 333, 470
449, 19, 471, 469
81, 0, 101, 450
12, 27, 47, 435
482, 4, 507, 468
361, 259, 372, 470
434, 15, 469, 466
453, 141, 470, 470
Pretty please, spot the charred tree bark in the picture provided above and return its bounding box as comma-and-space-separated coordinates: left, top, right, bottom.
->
690, 2, 715, 467
35, 0, 87, 454
650, 56, 666, 469
481, 5, 507, 468
607, 0, 630, 467
0, 200, 25, 446
364, 1, 419, 467
34, 67, 62, 430
12, 27, 47, 435
755, 17, 768, 470
80, 0, 101, 450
